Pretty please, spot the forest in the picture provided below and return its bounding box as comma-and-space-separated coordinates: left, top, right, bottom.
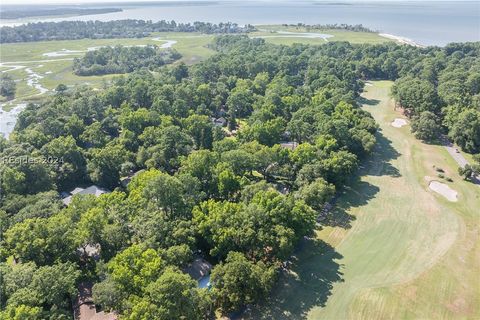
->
391, 42, 480, 153
73, 46, 181, 76
0, 36, 479, 319
0, 20, 256, 43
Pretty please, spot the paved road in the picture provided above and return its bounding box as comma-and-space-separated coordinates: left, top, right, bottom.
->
441, 136, 469, 168
441, 135, 479, 184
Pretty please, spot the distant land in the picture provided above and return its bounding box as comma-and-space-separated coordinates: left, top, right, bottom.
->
0, 8, 123, 20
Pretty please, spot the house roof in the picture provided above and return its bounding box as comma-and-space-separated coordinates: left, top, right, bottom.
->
212, 117, 227, 126
120, 169, 145, 187
280, 141, 297, 150
71, 187, 85, 195
184, 258, 212, 280
74, 282, 117, 320
62, 185, 109, 206
78, 186, 109, 197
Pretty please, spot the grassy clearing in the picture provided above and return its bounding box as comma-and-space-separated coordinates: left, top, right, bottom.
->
248, 81, 479, 320
254, 25, 393, 45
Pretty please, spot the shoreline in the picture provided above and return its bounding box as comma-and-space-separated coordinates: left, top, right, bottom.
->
379, 33, 425, 48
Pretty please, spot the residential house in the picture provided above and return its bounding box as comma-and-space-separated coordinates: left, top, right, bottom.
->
62, 185, 109, 206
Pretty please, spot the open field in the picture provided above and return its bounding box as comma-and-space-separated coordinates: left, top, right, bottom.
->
0, 27, 396, 106
248, 81, 480, 319
254, 25, 393, 45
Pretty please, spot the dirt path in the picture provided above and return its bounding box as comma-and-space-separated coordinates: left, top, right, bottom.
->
248, 81, 479, 320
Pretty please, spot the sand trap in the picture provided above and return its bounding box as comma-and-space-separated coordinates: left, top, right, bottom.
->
429, 181, 458, 202
391, 118, 408, 128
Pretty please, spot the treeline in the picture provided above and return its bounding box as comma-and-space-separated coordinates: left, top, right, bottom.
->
0, 20, 256, 43
0, 37, 378, 318
391, 42, 480, 153
0, 7, 122, 20
282, 23, 376, 33
73, 45, 181, 76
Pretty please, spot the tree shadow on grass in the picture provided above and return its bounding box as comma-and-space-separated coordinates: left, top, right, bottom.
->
322, 128, 400, 229
358, 96, 380, 106
242, 114, 402, 319
245, 239, 343, 320
361, 128, 401, 178
323, 180, 380, 229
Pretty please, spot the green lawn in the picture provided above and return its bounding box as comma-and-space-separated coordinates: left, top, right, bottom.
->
248, 81, 480, 320
253, 25, 393, 45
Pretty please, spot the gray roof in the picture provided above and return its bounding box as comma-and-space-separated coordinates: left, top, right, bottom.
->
280, 141, 298, 150
185, 258, 212, 280
62, 185, 109, 206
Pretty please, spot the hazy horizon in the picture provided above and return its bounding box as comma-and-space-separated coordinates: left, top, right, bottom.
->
1, 0, 474, 6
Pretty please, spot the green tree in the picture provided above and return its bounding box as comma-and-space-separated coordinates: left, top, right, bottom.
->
29, 262, 80, 309
297, 178, 335, 211
40, 135, 86, 189
411, 111, 442, 142
183, 114, 214, 150
87, 143, 131, 188
391, 77, 438, 115
449, 109, 480, 153
107, 244, 164, 295
76, 207, 107, 253
215, 164, 241, 199
2, 214, 76, 265
92, 277, 126, 312
0, 304, 42, 320
142, 172, 189, 218
139, 267, 212, 320
210, 252, 275, 314
0, 74, 16, 98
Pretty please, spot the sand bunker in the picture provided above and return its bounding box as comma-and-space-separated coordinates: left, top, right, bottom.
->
391, 118, 408, 128
429, 181, 458, 202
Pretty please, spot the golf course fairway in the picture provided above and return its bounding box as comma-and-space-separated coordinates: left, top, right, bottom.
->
249, 81, 480, 320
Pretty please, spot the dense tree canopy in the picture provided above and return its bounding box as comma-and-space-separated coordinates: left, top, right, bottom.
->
391, 42, 480, 152
73, 46, 181, 76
